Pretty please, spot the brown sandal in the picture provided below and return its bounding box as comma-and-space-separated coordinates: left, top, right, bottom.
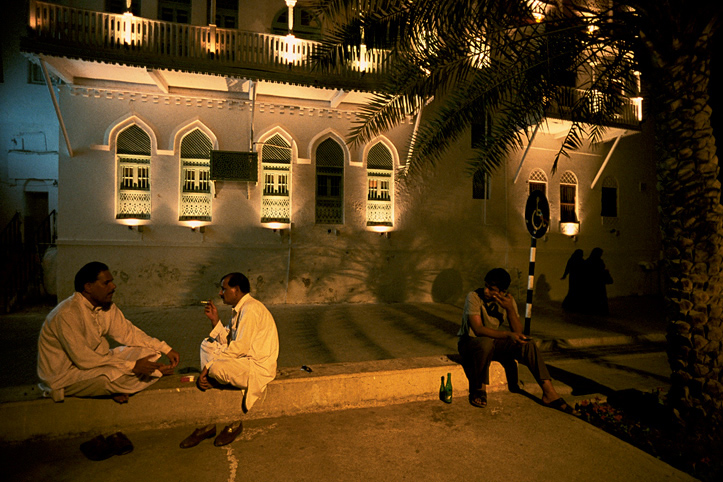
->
469, 391, 487, 408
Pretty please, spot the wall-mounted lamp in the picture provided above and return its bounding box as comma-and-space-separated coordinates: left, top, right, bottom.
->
609, 228, 620, 237
185, 220, 208, 233
327, 228, 340, 236
262, 222, 291, 237
367, 225, 393, 238
120, 218, 146, 232
560, 222, 580, 237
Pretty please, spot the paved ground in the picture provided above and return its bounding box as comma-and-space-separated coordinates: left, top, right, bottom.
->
0, 295, 692, 482
1, 395, 695, 482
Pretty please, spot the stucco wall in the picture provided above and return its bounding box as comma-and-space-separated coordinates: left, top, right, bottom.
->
53, 82, 660, 307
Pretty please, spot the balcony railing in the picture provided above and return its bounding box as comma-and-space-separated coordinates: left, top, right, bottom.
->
549, 86, 642, 129
26, 1, 388, 89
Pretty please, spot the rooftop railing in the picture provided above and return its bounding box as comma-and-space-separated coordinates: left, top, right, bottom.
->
26, 1, 388, 88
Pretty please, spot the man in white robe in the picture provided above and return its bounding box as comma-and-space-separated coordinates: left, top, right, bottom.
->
179, 272, 279, 448
37, 262, 180, 403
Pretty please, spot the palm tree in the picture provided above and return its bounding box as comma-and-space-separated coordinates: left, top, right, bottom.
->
311, 0, 722, 431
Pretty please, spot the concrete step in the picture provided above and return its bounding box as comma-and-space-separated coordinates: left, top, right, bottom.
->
0, 356, 513, 443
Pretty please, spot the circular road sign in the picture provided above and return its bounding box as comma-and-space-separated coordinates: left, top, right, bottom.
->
525, 191, 550, 238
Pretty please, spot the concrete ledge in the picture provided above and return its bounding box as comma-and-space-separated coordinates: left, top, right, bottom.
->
0, 356, 511, 443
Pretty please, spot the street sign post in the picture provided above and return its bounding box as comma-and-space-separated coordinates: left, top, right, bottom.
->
523, 191, 550, 335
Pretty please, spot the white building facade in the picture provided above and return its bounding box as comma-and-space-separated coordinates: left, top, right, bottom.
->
14, 0, 661, 307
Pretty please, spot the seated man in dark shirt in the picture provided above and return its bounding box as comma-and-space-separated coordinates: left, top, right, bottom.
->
457, 267, 577, 414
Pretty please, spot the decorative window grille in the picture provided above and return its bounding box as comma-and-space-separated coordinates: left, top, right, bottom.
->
315, 138, 344, 225
560, 171, 578, 223
601, 176, 619, 226
528, 168, 548, 196
366, 143, 394, 226
179, 129, 212, 221
116, 125, 151, 219
261, 134, 291, 223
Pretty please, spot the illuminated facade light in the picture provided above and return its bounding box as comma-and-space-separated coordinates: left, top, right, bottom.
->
560, 222, 580, 236
262, 222, 291, 230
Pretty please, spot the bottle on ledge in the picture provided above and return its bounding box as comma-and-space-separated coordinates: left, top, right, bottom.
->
440, 372, 452, 404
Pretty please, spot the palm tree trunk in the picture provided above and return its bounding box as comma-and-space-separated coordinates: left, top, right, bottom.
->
652, 32, 723, 430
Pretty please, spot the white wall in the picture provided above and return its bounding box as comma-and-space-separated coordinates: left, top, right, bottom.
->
52, 80, 660, 307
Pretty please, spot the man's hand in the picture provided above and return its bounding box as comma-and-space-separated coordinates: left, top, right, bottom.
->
204, 301, 221, 326
509, 332, 530, 345
492, 291, 516, 312
132, 355, 164, 376
165, 349, 180, 368
197, 367, 215, 391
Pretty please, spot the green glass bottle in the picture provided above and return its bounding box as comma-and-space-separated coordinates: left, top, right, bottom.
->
442, 372, 452, 403
439, 375, 446, 402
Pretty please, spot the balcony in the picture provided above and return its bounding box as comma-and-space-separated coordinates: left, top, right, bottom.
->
548, 86, 643, 130
23, 1, 388, 92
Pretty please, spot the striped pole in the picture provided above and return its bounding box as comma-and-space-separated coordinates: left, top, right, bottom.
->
524, 236, 536, 336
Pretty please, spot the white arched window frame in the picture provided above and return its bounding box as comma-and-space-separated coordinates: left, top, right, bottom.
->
116, 124, 152, 220
366, 142, 394, 227
179, 128, 213, 222
528, 168, 548, 196
261, 133, 292, 224
559, 171, 580, 236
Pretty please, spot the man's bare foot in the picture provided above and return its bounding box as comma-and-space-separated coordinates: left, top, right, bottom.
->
112, 393, 129, 404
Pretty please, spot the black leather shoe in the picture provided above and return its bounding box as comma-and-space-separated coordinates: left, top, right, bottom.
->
180, 425, 216, 449
214, 421, 243, 446
107, 432, 134, 455
80, 434, 114, 461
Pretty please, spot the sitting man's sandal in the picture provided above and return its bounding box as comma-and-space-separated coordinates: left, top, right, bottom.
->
469, 391, 487, 408
544, 397, 579, 416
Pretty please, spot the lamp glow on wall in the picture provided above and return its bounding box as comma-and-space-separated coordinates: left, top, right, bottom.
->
262, 221, 291, 236
560, 222, 580, 237
528, 0, 546, 22
118, 218, 146, 233
631, 97, 643, 121
368, 224, 393, 238
123, 0, 134, 46
185, 220, 207, 233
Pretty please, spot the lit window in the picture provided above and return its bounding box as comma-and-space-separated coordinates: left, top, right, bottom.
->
179, 129, 213, 221
559, 171, 578, 223
261, 134, 292, 224
116, 125, 152, 220
315, 138, 344, 225
366, 143, 394, 226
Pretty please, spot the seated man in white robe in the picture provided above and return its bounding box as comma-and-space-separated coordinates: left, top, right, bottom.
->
37, 261, 180, 404
180, 272, 279, 448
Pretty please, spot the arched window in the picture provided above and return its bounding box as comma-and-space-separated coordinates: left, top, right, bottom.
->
261, 134, 292, 224
179, 128, 212, 221
559, 171, 578, 223
315, 138, 344, 224
528, 168, 547, 196
366, 142, 394, 226
116, 124, 151, 219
